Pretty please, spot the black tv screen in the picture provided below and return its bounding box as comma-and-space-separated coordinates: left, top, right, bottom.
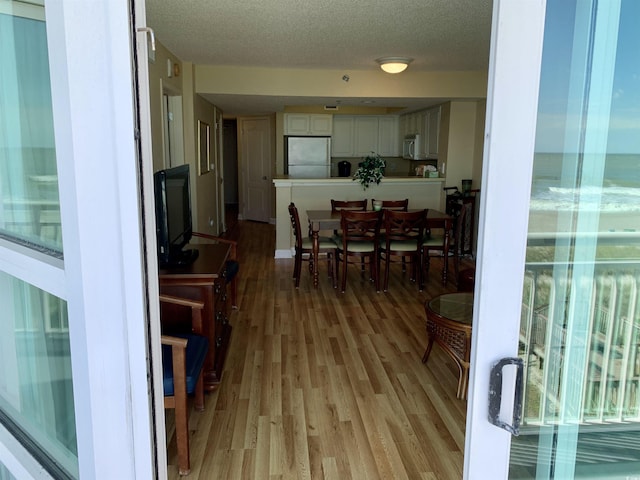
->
154, 164, 197, 267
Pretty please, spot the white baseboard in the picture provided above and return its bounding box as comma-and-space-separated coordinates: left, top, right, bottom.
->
275, 249, 293, 259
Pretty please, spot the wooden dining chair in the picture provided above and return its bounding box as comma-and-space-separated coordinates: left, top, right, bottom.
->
379, 209, 427, 292
329, 199, 368, 237
422, 202, 466, 284
335, 209, 383, 293
160, 294, 208, 476
288, 202, 337, 288
371, 198, 409, 211
330, 199, 367, 211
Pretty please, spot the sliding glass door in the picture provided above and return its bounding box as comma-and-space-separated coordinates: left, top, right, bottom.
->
0, 0, 156, 478
467, 0, 640, 478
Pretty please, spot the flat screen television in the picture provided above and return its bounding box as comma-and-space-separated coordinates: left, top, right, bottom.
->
153, 164, 199, 267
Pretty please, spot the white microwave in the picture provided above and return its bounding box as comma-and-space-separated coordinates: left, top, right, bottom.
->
403, 134, 422, 160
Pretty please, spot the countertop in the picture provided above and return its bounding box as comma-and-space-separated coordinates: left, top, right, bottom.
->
273, 175, 445, 185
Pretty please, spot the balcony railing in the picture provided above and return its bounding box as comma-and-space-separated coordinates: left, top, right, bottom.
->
519, 261, 640, 427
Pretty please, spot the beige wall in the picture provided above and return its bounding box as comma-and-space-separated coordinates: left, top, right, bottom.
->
148, 41, 183, 173
192, 93, 219, 235
443, 101, 482, 192
147, 41, 221, 234
473, 99, 487, 190
195, 66, 487, 101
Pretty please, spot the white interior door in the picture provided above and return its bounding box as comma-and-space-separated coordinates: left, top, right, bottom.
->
466, 0, 640, 478
240, 117, 272, 222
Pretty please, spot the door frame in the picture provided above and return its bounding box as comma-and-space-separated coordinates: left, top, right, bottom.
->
464, 0, 547, 478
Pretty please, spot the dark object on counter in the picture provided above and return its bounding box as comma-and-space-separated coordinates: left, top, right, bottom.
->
338, 160, 351, 177
462, 179, 472, 196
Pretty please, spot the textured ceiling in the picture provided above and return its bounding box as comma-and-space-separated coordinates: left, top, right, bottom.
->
146, 0, 493, 115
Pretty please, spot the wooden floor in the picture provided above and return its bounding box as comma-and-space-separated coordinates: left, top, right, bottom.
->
166, 219, 469, 479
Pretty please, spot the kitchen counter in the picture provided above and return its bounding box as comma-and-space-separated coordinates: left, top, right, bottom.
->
273, 176, 446, 257
273, 175, 444, 184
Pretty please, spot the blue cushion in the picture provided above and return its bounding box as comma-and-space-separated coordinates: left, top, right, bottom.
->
162, 334, 209, 396
225, 260, 239, 281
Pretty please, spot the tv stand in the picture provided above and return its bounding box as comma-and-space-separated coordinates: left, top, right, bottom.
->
158, 243, 232, 390
162, 248, 199, 268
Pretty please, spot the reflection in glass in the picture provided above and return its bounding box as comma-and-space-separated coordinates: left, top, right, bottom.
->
0, 461, 18, 480
511, 0, 640, 478
0, 9, 62, 254
0, 271, 77, 478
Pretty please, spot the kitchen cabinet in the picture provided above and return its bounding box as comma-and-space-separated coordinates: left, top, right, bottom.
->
354, 116, 378, 156
331, 116, 355, 156
420, 106, 440, 159
284, 113, 333, 136
377, 116, 400, 156
331, 115, 399, 157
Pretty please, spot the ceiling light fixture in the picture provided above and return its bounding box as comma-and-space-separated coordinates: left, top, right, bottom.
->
376, 57, 413, 74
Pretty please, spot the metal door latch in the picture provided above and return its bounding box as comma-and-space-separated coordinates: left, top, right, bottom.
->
488, 357, 524, 436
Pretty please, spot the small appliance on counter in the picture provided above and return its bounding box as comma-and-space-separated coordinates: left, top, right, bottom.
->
285, 136, 331, 178
337, 160, 351, 177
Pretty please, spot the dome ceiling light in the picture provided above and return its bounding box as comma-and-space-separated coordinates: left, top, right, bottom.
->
376, 57, 413, 74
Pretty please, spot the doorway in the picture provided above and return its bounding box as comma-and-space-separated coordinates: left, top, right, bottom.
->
223, 119, 239, 229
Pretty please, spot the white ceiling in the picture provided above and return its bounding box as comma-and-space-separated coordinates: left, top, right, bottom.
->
145, 0, 493, 115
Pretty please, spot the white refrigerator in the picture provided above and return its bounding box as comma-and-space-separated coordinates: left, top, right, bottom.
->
286, 136, 331, 178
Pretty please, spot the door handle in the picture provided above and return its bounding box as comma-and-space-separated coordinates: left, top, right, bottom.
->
488, 357, 524, 436
262, 176, 267, 180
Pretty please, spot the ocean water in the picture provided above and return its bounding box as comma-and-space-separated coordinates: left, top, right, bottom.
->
530, 153, 640, 213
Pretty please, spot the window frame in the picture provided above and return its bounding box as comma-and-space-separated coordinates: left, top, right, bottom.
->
0, 1, 157, 478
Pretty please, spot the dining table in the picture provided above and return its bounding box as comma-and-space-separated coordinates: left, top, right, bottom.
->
306, 208, 453, 288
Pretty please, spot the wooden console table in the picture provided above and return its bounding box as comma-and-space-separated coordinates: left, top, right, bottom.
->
159, 243, 232, 391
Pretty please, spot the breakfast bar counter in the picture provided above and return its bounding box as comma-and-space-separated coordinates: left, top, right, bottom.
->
273, 176, 446, 258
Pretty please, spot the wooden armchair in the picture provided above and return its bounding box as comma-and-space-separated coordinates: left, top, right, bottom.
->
160, 294, 208, 476
192, 231, 239, 308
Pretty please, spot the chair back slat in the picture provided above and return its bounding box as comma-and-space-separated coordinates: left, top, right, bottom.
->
371, 199, 409, 211
331, 199, 367, 212
340, 210, 383, 243
288, 202, 303, 249
383, 209, 427, 244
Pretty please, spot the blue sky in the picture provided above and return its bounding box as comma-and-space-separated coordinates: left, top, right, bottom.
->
535, 0, 640, 154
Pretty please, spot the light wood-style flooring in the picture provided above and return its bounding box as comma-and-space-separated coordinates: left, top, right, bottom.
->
166, 219, 469, 479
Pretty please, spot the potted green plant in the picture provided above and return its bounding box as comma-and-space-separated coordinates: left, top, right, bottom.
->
353, 152, 385, 190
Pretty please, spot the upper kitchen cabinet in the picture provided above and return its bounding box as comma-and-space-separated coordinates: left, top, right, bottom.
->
420, 106, 441, 159
331, 116, 355, 156
331, 115, 399, 157
354, 116, 378, 156
377, 116, 400, 156
284, 113, 333, 136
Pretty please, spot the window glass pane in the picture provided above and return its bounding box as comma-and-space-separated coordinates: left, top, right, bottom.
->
0, 462, 17, 480
0, 4, 62, 255
512, 0, 640, 477
0, 271, 77, 478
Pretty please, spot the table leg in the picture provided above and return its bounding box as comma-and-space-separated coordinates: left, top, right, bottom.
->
422, 335, 435, 363
312, 228, 320, 288
442, 219, 451, 285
